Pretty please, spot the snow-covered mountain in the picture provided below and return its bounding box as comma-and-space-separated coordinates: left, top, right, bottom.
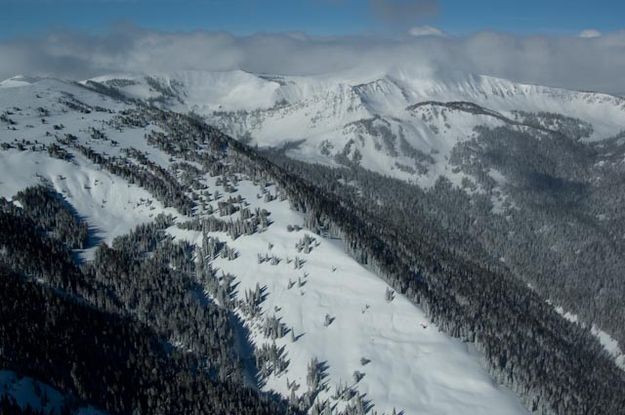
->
87, 69, 625, 187
85, 69, 625, 388
0, 77, 532, 414
3, 71, 625, 414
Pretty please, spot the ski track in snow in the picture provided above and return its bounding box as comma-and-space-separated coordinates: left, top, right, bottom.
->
554, 306, 625, 372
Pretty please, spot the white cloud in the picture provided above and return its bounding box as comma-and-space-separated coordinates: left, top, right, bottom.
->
1, 26, 625, 94
408, 26, 445, 37
579, 29, 602, 39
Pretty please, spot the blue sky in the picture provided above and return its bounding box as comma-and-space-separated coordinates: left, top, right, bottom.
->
2, 0, 625, 93
1, 0, 623, 39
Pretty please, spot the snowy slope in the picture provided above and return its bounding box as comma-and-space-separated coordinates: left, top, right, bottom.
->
0, 78, 181, 259
0, 78, 530, 414
88, 70, 625, 188
170, 177, 528, 415
0, 150, 180, 260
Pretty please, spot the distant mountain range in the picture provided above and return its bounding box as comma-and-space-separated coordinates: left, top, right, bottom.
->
86, 69, 625, 184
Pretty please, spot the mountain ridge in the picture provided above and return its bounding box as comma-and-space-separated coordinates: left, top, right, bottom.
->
75, 69, 625, 189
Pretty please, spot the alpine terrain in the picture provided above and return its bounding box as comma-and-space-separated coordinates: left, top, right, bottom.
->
0, 67, 624, 415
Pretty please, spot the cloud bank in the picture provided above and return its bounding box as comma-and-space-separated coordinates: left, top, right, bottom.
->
579, 29, 602, 39
1, 26, 625, 94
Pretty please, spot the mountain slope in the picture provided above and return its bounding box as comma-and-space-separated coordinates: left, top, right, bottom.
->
0, 77, 535, 414
88, 69, 625, 359
3, 73, 625, 414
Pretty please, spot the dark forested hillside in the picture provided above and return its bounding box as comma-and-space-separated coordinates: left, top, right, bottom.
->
0, 267, 288, 415
253, 144, 625, 414
0, 188, 293, 414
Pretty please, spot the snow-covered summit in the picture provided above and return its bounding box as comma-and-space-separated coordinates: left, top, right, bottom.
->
0, 75, 40, 89
86, 69, 625, 188
89, 68, 625, 134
